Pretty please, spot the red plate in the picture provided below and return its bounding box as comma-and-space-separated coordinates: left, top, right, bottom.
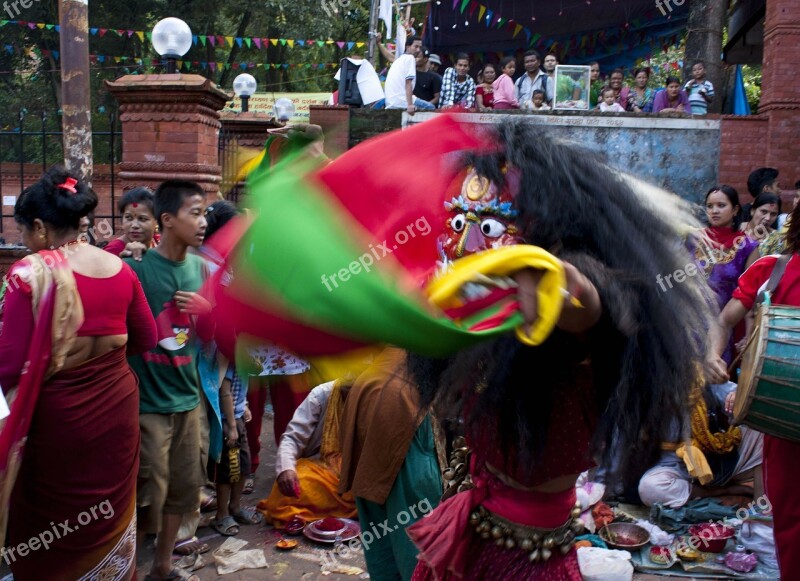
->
303, 518, 361, 544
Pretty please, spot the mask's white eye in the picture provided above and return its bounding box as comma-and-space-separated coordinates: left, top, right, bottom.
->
451, 213, 466, 232
480, 218, 507, 238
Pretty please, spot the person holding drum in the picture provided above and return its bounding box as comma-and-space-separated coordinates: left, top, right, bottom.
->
707, 204, 800, 580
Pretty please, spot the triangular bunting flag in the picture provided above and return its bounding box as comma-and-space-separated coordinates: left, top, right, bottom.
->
270, 38, 278, 46
209, 35, 216, 46
279, 39, 286, 46
356, 42, 365, 48
478, 5, 486, 21
347, 41, 353, 50
253, 37, 261, 48
244, 37, 251, 48
297, 40, 305, 46
513, 24, 522, 38
209, 62, 216, 71
90, 27, 98, 35
235, 37, 243, 47
136, 31, 144, 42
225, 36, 234, 47
316, 40, 325, 47
287, 39, 294, 48
52, 50, 59, 59
336, 41, 345, 49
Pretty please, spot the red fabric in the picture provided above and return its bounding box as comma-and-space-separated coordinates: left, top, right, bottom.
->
315, 115, 487, 282
407, 460, 577, 580
246, 382, 269, 475
9, 348, 139, 578
269, 373, 311, 445
704, 226, 742, 249
467, 366, 596, 487
74, 263, 156, 345
764, 435, 800, 580
475, 86, 494, 108
732, 254, 800, 310
0, 272, 34, 390
103, 238, 126, 256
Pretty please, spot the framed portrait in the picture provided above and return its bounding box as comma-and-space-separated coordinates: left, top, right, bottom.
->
553, 65, 591, 111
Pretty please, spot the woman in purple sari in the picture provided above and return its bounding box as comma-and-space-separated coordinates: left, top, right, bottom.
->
689, 185, 759, 364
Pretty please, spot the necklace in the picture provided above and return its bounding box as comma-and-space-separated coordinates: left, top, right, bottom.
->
54, 238, 87, 251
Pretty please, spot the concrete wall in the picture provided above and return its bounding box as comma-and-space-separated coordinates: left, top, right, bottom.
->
405, 111, 721, 204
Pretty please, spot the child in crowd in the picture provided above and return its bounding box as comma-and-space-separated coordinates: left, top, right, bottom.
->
128, 180, 211, 581
210, 365, 263, 535
491, 56, 519, 110
684, 60, 715, 115
104, 187, 160, 260
598, 88, 626, 112
524, 89, 550, 111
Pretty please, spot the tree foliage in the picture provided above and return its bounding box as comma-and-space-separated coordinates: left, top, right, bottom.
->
0, 0, 370, 162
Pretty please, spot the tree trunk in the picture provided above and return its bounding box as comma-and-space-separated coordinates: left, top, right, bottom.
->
683, 0, 727, 114
219, 9, 253, 89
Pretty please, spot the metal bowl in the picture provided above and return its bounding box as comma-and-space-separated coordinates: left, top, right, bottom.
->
599, 522, 651, 551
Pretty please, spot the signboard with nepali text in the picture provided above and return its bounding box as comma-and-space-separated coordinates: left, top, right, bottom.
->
226, 93, 330, 123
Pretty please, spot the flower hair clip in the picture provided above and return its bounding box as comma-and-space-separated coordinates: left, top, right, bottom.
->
57, 177, 78, 194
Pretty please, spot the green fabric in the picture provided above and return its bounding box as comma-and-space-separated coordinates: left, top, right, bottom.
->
355, 416, 442, 581
237, 154, 524, 357
127, 250, 205, 414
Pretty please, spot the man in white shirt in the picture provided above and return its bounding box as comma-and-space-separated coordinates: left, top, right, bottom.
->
384, 36, 433, 115
259, 380, 357, 527
515, 49, 554, 106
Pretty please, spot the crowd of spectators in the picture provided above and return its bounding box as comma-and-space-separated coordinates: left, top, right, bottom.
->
368, 36, 714, 116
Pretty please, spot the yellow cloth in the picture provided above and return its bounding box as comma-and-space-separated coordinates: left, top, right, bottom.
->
675, 442, 714, 486
426, 245, 569, 346
258, 381, 356, 528
664, 384, 744, 487
257, 458, 357, 528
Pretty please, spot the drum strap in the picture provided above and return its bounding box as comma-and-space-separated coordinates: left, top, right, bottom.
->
756, 254, 791, 305
730, 254, 792, 373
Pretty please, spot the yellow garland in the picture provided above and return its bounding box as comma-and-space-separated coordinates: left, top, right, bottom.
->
691, 396, 742, 454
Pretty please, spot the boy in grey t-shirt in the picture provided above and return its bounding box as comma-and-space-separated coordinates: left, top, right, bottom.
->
684, 61, 715, 115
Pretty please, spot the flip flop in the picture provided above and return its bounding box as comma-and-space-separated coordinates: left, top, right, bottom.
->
242, 475, 255, 495
173, 536, 210, 556
144, 567, 201, 581
211, 515, 239, 536
231, 507, 264, 525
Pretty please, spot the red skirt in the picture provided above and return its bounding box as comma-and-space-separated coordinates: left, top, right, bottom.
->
8, 347, 138, 580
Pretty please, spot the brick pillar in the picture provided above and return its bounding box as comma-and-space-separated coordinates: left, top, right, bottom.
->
309, 105, 350, 157
105, 74, 230, 198
218, 111, 282, 199
760, 0, 800, 182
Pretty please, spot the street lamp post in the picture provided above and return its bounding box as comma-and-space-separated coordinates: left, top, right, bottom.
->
233, 73, 257, 112
151, 17, 193, 74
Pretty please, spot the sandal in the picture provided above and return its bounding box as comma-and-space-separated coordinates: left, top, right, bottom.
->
242, 474, 255, 495
173, 536, 210, 556
200, 490, 218, 513
144, 567, 201, 581
211, 515, 240, 536
231, 507, 264, 525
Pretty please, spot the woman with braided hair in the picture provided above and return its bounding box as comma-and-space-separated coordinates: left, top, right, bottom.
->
404, 122, 718, 580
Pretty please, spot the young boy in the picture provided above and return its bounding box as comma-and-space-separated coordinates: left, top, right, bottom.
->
127, 180, 210, 581
526, 89, 550, 111
684, 61, 715, 115
599, 88, 626, 112
209, 365, 262, 535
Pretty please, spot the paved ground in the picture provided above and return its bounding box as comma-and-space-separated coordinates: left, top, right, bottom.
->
0, 411, 720, 580
135, 412, 367, 580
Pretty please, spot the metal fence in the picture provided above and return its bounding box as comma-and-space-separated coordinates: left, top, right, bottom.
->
0, 108, 122, 238
218, 125, 243, 203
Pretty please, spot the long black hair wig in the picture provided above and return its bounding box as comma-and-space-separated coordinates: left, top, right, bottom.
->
409, 121, 716, 487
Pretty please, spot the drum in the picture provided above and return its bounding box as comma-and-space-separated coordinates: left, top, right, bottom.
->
735, 305, 800, 443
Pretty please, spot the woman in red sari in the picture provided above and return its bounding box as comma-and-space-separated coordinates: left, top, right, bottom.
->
0, 167, 157, 580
